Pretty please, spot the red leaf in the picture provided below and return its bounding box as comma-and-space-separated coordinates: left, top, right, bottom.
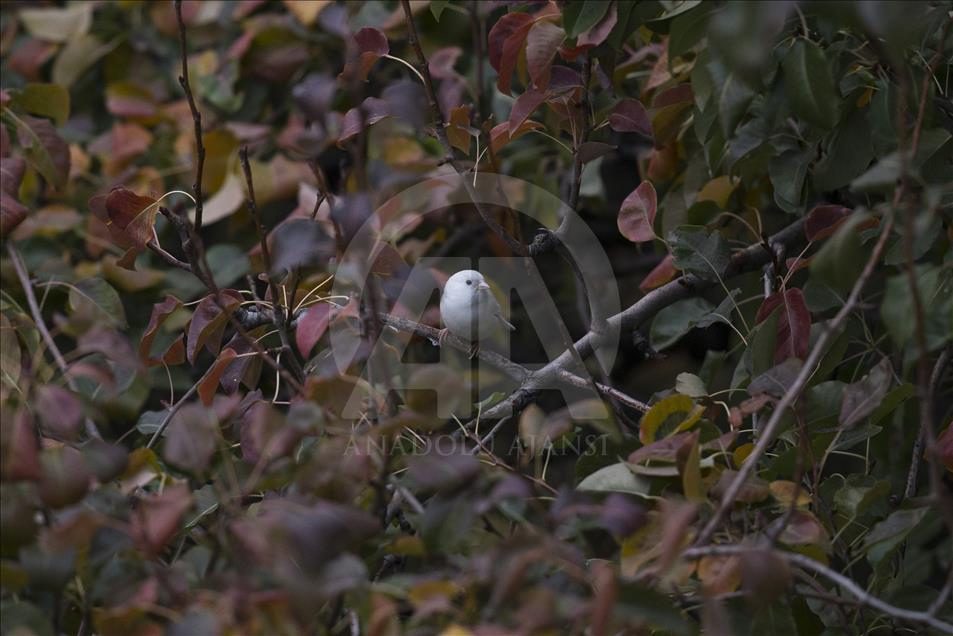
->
140, 295, 182, 365
805, 204, 852, 242
219, 333, 262, 393
488, 12, 533, 71
339, 27, 389, 81
508, 87, 548, 133
296, 302, 332, 357
936, 422, 953, 472
755, 288, 812, 363
338, 97, 391, 145
639, 254, 677, 292
525, 21, 565, 88
187, 292, 242, 365
34, 385, 83, 441
652, 83, 693, 108
608, 99, 652, 138
497, 21, 533, 96
199, 348, 238, 406
429, 46, 463, 81
130, 484, 193, 557
1, 155, 27, 235
489, 119, 542, 153
105, 186, 159, 250
1, 409, 41, 481
618, 181, 657, 243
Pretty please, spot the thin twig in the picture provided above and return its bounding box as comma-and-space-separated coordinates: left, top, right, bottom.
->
906, 345, 952, 498
174, 0, 205, 231
399, 0, 528, 257
696, 213, 893, 546
7, 243, 101, 439
682, 545, 953, 633
239, 147, 305, 383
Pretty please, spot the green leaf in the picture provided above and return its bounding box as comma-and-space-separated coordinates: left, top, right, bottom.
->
839, 357, 892, 429
814, 110, 873, 192
650, 297, 714, 350
429, 0, 450, 21
834, 478, 889, 518
577, 462, 650, 496
668, 225, 730, 281
68, 278, 127, 328
563, 0, 611, 38
864, 507, 929, 565
769, 148, 811, 213
880, 265, 951, 350
9, 84, 71, 127
851, 152, 902, 193
810, 212, 872, 294
675, 372, 708, 398
782, 39, 840, 130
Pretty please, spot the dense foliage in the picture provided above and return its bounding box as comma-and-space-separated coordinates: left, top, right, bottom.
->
2, 1, 952, 634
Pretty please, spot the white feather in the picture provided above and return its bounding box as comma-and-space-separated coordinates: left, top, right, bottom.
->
440, 270, 514, 342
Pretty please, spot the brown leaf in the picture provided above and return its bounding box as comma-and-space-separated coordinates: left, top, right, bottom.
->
186, 292, 242, 365
198, 348, 238, 406
163, 403, 219, 474
805, 204, 852, 242
711, 470, 769, 503
639, 254, 677, 292
447, 105, 473, 154
618, 180, 657, 243
489, 119, 542, 153
296, 302, 332, 357
338, 97, 391, 145
608, 98, 652, 138
38, 446, 91, 508
339, 27, 389, 82
755, 288, 811, 363
130, 484, 193, 556
0, 155, 28, 234
525, 21, 564, 88
139, 295, 183, 366
1, 408, 41, 481
508, 88, 548, 134
104, 186, 159, 250
34, 385, 83, 441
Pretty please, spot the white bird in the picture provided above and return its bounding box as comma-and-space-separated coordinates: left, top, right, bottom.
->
439, 269, 515, 358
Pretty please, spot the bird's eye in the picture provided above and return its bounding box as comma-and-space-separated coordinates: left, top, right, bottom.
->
466, 280, 472, 285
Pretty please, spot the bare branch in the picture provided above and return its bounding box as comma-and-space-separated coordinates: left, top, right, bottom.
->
682, 544, 953, 633
399, 0, 528, 257
7, 243, 102, 440
174, 0, 206, 231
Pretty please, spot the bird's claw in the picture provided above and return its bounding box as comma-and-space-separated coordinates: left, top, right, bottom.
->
468, 342, 480, 359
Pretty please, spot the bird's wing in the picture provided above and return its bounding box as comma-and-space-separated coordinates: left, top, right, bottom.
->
495, 311, 516, 331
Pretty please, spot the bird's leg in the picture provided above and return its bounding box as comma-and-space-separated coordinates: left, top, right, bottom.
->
468, 341, 480, 359
437, 328, 449, 348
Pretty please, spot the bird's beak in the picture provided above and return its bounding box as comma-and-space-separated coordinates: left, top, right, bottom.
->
477, 282, 491, 291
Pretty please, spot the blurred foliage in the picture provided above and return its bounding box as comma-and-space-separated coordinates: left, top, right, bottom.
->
1, 1, 952, 635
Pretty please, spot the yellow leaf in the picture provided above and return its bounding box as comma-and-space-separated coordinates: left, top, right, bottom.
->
769, 480, 811, 508
698, 555, 741, 595
732, 442, 755, 468
440, 626, 474, 636
697, 175, 740, 208
639, 394, 703, 444
283, 0, 331, 25
447, 105, 472, 155
679, 432, 705, 502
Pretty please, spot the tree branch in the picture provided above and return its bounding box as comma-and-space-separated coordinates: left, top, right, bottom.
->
239, 147, 305, 383
399, 0, 528, 257
7, 243, 102, 440
174, 0, 205, 232
682, 544, 953, 633
696, 214, 893, 546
